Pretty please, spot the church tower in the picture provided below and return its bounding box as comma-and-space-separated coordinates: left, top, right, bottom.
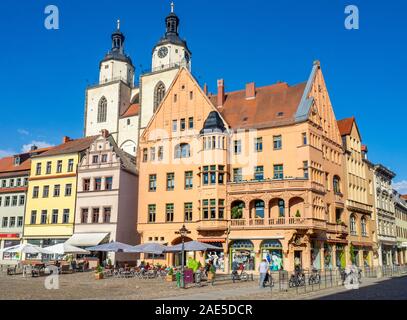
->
139, 2, 192, 134
84, 21, 139, 153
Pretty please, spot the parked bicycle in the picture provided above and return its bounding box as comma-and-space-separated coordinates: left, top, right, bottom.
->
231, 264, 249, 283
308, 268, 321, 285
289, 269, 306, 288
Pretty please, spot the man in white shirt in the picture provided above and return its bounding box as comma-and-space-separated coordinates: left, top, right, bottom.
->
258, 259, 269, 288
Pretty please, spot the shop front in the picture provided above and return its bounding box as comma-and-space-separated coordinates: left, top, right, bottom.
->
335, 244, 346, 269
324, 243, 333, 269
260, 240, 283, 271
229, 240, 256, 271
1, 237, 21, 261
310, 241, 322, 270
203, 241, 225, 272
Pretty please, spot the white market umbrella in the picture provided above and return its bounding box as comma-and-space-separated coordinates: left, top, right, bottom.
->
126, 243, 167, 255
1, 243, 52, 255
164, 241, 220, 253
44, 243, 90, 255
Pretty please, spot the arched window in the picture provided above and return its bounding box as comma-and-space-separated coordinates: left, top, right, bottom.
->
175, 143, 191, 159
97, 97, 107, 123
254, 200, 265, 219
154, 82, 166, 111
350, 215, 357, 235
333, 175, 341, 194
361, 217, 367, 236
278, 200, 285, 217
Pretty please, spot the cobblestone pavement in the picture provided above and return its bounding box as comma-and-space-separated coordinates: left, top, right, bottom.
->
1, 271, 405, 300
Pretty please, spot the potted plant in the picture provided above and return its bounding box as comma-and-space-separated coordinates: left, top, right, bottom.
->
208, 265, 216, 281
295, 210, 301, 218
166, 268, 175, 282
95, 265, 104, 280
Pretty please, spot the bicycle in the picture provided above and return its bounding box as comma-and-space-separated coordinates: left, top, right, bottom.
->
231, 265, 249, 283
289, 270, 306, 288
262, 272, 274, 288
308, 268, 321, 285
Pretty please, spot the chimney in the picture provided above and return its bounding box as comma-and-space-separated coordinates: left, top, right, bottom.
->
101, 129, 110, 138
203, 83, 208, 96
217, 79, 225, 107
62, 136, 71, 144
245, 82, 256, 100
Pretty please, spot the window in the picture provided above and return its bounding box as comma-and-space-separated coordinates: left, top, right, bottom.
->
53, 185, 61, 197
17, 216, 23, 227
278, 200, 285, 217
254, 166, 264, 180
52, 210, 58, 224
97, 97, 107, 123
2, 217, 8, 228
11, 196, 17, 206
41, 210, 47, 224
254, 137, 263, 152
30, 211, 37, 225
203, 166, 209, 185
63, 209, 70, 224
5, 196, 10, 207
158, 147, 164, 161
185, 171, 193, 189
57, 160, 63, 173
148, 205, 156, 223
302, 132, 308, 145
218, 199, 225, 219
232, 139, 242, 155
233, 168, 243, 182
150, 147, 156, 161
0, 197, 3, 206
83, 179, 91, 191
36, 163, 42, 175
81, 209, 88, 224
303, 161, 309, 179
127, 119, 131, 125
175, 143, 190, 159
210, 165, 216, 184
46, 161, 52, 174
180, 119, 186, 131
202, 200, 209, 219
333, 176, 341, 194
9, 217, 16, 228
33, 186, 39, 199
218, 166, 225, 184
23, 178, 28, 186
143, 148, 148, 162
167, 173, 175, 191
255, 200, 265, 218
361, 217, 367, 236
189, 91, 194, 100
149, 174, 157, 192
92, 155, 99, 164
210, 199, 217, 219
65, 184, 72, 196
105, 177, 113, 190
67, 159, 74, 172
172, 120, 177, 132
184, 203, 193, 222
42, 186, 49, 198
188, 117, 194, 129
273, 135, 282, 150
166, 204, 174, 222
16, 178, 21, 186
103, 207, 111, 223
273, 164, 284, 180
350, 215, 357, 235
154, 82, 166, 111
94, 178, 102, 191
174, 94, 177, 103
1, 180, 5, 187
10, 179, 14, 187
101, 154, 108, 163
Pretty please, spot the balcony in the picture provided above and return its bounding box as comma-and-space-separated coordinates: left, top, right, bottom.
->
346, 199, 373, 214
327, 222, 348, 234
230, 217, 327, 230
334, 193, 345, 207
228, 179, 325, 194
197, 220, 228, 231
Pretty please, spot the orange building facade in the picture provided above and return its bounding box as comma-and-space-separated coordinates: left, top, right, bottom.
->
137, 62, 350, 273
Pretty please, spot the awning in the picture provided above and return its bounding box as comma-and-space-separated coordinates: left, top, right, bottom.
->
66, 233, 109, 247
352, 241, 373, 247
197, 238, 226, 243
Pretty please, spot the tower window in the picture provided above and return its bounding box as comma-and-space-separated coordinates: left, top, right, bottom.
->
154, 82, 166, 111
97, 97, 107, 123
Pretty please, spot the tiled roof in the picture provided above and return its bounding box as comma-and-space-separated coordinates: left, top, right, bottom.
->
37, 136, 98, 157
337, 117, 355, 136
208, 82, 307, 130
0, 147, 52, 175
402, 195, 407, 200
121, 104, 140, 118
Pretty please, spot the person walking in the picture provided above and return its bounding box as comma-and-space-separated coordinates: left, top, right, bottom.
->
259, 259, 269, 288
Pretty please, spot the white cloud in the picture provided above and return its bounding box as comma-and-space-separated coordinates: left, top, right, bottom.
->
0, 149, 16, 158
17, 129, 30, 136
21, 141, 53, 153
393, 180, 407, 195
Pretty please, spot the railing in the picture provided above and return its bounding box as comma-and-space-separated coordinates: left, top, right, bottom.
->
142, 61, 189, 75
230, 217, 327, 229
346, 199, 373, 213
197, 220, 228, 230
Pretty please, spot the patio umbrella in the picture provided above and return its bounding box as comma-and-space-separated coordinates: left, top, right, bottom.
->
126, 243, 167, 255
44, 243, 90, 255
86, 241, 135, 253
163, 241, 221, 253
1, 243, 52, 255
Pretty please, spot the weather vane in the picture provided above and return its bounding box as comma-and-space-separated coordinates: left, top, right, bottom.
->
117, 19, 121, 30
171, 1, 174, 13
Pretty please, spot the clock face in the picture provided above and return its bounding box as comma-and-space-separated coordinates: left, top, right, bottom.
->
158, 46, 168, 59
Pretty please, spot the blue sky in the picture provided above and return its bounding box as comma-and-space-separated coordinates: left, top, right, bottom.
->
0, 0, 406, 191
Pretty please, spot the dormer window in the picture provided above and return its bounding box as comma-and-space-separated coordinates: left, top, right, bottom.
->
14, 156, 21, 166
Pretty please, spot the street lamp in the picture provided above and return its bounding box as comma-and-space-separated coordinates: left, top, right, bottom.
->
177, 224, 190, 289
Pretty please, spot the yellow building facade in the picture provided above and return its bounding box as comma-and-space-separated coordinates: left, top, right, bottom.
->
23, 136, 97, 247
